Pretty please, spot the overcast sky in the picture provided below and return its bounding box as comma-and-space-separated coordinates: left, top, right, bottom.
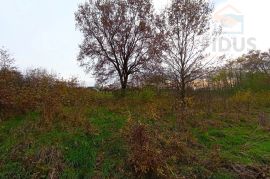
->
0, 0, 270, 86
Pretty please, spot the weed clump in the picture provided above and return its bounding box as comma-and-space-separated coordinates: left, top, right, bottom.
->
124, 121, 167, 178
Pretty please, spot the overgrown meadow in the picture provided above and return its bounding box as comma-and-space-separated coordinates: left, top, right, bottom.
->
0, 67, 270, 178
1, 0, 270, 178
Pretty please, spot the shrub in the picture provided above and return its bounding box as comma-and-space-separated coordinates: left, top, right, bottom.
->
138, 87, 156, 101
125, 121, 167, 178
229, 90, 253, 114
0, 69, 22, 118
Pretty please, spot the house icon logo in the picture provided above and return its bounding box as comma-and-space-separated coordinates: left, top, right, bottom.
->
214, 5, 244, 34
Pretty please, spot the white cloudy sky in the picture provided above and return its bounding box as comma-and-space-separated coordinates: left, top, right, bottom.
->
0, 0, 270, 86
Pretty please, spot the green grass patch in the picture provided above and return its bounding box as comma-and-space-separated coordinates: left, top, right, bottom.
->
194, 124, 270, 165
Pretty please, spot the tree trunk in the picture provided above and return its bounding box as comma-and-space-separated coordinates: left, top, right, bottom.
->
177, 80, 187, 129
120, 75, 129, 96
121, 75, 128, 89
180, 80, 186, 108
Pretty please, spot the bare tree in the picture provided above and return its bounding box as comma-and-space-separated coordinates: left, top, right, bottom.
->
75, 0, 163, 90
161, 0, 215, 106
241, 50, 270, 75
0, 47, 15, 70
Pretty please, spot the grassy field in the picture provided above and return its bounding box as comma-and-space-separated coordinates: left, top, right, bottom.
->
0, 93, 270, 178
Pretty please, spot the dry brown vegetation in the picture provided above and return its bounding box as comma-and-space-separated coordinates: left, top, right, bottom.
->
0, 64, 270, 178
